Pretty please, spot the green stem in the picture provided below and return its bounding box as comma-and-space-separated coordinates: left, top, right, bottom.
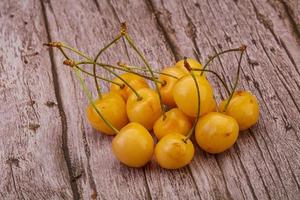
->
191, 69, 230, 95
73, 66, 120, 134
223, 47, 246, 112
201, 47, 244, 75
76, 61, 142, 100
118, 62, 179, 79
75, 66, 123, 87
79, 61, 165, 85
56, 43, 103, 97
60, 43, 92, 60
124, 33, 166, 117
93, 35, 122, 98
184, 71, 200, 142
57, 46, 121, 91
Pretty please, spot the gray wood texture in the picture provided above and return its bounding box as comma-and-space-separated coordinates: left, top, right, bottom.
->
0, 0, 299, 199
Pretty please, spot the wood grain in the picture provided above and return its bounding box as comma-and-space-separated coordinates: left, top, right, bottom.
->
0, 0, 73, 199
150, 0, 300, 199
0, 0, 299, 199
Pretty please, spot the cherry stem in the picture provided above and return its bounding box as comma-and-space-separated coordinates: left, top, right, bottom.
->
93, 34, 122, 98
201, 47, 245, 76
75, 66, 123, 87
184, 59, 201, 142
76, 61, 143, 100
48, 42, 142, 100
104, 62, 165, 84
118, 62, 179, 80
223, 45, 246, 112
191, 68, 230, 95
73, 66, 120, 134
123, 30, 166, 118
60, 43, 93, 61
54, 45, 123, 91
45, 42, 105, 97
77, 61, 165, 85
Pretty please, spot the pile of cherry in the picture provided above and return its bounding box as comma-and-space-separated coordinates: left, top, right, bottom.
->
46, 23, 259, 169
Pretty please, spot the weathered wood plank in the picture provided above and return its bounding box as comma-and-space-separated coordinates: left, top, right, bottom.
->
0, 0, 73, 199
150, 0, 300, 199
42, 0, 203, 198
41, 0, 158, 199
281, 0, 300, 36
42, 0, 149, 199
1, 0, 299, 199
107, 1, 202, 199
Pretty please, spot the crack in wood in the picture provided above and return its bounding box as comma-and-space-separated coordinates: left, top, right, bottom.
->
105, 0, 132, 63
80, 118, 98, 199
252, 161, 272, 200
7, 159, 25, 200
146, 0, 181, 60
181, 3, 203, 61
249, 127, 290, 198
214, 157, 234, 200
249, 130, 286, 193
279, 38, 300, 76
233, 145, 259, 200
40, 1, 80, 199
257, 37, 300, 114
286, 159, 300, 190
279, 0, 300, 40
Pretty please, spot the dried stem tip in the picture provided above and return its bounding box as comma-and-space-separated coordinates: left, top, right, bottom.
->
183, 57, 192, 71
239, 44, 247, 52
120, 22, 127, 35
63, 59, 75, 67
43, 42, 62, 48
117, 61, 126, 68
117, 61, 132, 71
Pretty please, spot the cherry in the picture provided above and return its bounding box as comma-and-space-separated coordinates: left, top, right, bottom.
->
110, 72, 149, 101
219, 91, 259, 130
126, 88, 162, 130
175, 58, 204, 76
153, 108, 192, 140
86, 92, 128, 135
195, 112, 239, 154
173, 74, 216, 117
112, 122, 154, 167
154, 133, 194, 169
158, 67, 185, 107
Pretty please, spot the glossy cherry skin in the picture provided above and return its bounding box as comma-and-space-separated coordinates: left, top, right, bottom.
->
155, 133, 194, 169
219, 91, 259, 131
110, 73, 149, 101
173, 74, 216, 117
175, 58, 204, 76
195, 112, 239, 154
153, 108, 192, 140
126, 88, 162, 130
112, 122, 154, 167
158, 67, 186, 107
86, 92, 128, 135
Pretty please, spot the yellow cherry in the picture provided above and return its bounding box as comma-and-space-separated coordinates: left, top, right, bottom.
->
173, 74, 216, 117
112, 122, 154, 167
195, 112, 239, 154
175, 58, 204, 76
158, 67, 186, 107
155, 133, 194, 169
110, 73, 149, 101
86, 92, 128, 135
219, 91, 259, 131
126, 88, 162, 130
153, 108, 192, 140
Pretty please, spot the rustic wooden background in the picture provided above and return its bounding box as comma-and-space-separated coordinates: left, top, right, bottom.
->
1, 0, 300, 199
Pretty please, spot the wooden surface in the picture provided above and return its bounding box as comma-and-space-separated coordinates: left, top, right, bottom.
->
0, 0, 299, 199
